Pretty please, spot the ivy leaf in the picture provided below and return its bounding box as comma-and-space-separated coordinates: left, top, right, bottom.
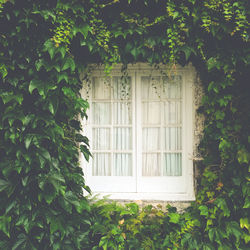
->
62, 57, 75, 72
237, 148, 250, 164
208, 228, 216, 241
130, 47, 140, 60
75, 134, 89, 146
199, 205, 209, 217
29, 79, 43, 95
58, 46, 66, 59
79, 23, 90, 38
226, 221, 242, 241
12, 233, 27, 250
168, 213, 180, 223
1, 92, 23, 105
0, 216, 11, 237
57, 72, 69, 83
35, 59, 44, 71
240, 218, 249, 231
50, 217, 65, 237
38, 148, 51, 162
65, 191, 80, 207
179, 45, 195, 61
243, 196, 250, 208
0, 179, 11, 192
44, 39, 56, 60
24, 134, 33, 149
80, 145, 91, 162
214, 198, 230, 217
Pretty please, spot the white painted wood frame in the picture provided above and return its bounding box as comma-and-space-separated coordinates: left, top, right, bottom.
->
80, 63, 195, 201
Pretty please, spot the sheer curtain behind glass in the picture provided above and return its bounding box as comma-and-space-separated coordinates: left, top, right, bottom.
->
92, 76, 132, 176
141, 76, 182, 176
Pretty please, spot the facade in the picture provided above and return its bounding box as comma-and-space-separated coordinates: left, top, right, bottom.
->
80, 63, 200, 201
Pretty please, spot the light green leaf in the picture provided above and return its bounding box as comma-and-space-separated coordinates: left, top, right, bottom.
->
25, 134, 33, 149
57, 72, 69, 83
0, 216, 11, 237
199, 205, 209, 216
240, 218, 249, 230
0, 179, 11, 192
80, 23, 90, 38
58, 46, 66, 59
38, 148, 51, 162
62, 57, 75, 72
168, 212, 180, 223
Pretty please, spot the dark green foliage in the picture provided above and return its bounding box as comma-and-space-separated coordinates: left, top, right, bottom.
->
0, 0, 249, 249
0, 0, 91, 249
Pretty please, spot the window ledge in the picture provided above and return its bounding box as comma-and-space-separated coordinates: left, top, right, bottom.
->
89, 192, 195, 202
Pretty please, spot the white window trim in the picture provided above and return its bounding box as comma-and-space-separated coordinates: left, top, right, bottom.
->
80, 63, 196, 201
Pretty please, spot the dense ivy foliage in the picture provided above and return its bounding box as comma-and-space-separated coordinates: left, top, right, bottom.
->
0, 0, 249, 249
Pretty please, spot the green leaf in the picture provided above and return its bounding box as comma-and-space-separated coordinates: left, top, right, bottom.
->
240, 218, 249, 231
79, 23, 90, 38
38, 148, 51, 162
214, 198, 230, 217
65, 191, 80, 207
1, 92, 23, 104
198, 205, 209, 217
80, 145, 91, 162
237, 148, 250, 164
243, 196, 250, 208
57, 72, 69, 83
168, 213, 180, 223
0, 216, 11, 237
58, 46, 67, 59
25, 134, 33, 149
208, 228, 215, 241
75, 134, 89, 146
50, 217, 65, 237
12, 233, 27, 250
226, 221, 242, 241
0, 179, 11, 192
62, 57, 75, 72
43, 39, 56, 59
29, 79, 43, 95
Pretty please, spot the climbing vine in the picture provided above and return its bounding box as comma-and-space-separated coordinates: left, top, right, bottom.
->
0, 0, 249, 249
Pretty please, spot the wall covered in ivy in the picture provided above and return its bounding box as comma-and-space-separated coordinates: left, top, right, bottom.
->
0, 0, 249, 249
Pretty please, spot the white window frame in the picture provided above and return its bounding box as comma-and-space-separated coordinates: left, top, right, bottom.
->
80, 63, 195, 201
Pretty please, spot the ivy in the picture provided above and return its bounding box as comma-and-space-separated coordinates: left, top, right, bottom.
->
0, 0, 249, 249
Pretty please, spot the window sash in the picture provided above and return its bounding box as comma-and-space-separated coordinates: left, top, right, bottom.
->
81, 64, 194, 199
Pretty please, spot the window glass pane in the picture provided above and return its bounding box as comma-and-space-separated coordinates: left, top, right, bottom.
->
164, 127, 182, 150
112, 76, 131, 100
143, 128, 160, 151
164, 101, 182, 124
92, 128, 110, 150
92, 77, 111, 99
113, 102, 132, 125
162, 76, 182, 99
163, 153, 182, 176
141, 76, 161, 99
93, 153, 111, 176
92, 103, 111, 124
142, 102, 161, 124
113, 154, 132, 176
142, 153, 161, 176
113, 128, 132, 150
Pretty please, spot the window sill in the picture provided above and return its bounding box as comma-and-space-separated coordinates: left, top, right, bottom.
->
89, 192, 195, 202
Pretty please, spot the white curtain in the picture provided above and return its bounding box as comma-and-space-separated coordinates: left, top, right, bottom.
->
142, 76, 182, 176
92, 76, 132, 176
91, 75, 182, 177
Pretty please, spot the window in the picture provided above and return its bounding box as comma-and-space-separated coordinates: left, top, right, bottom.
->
81, 64, 195, 200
